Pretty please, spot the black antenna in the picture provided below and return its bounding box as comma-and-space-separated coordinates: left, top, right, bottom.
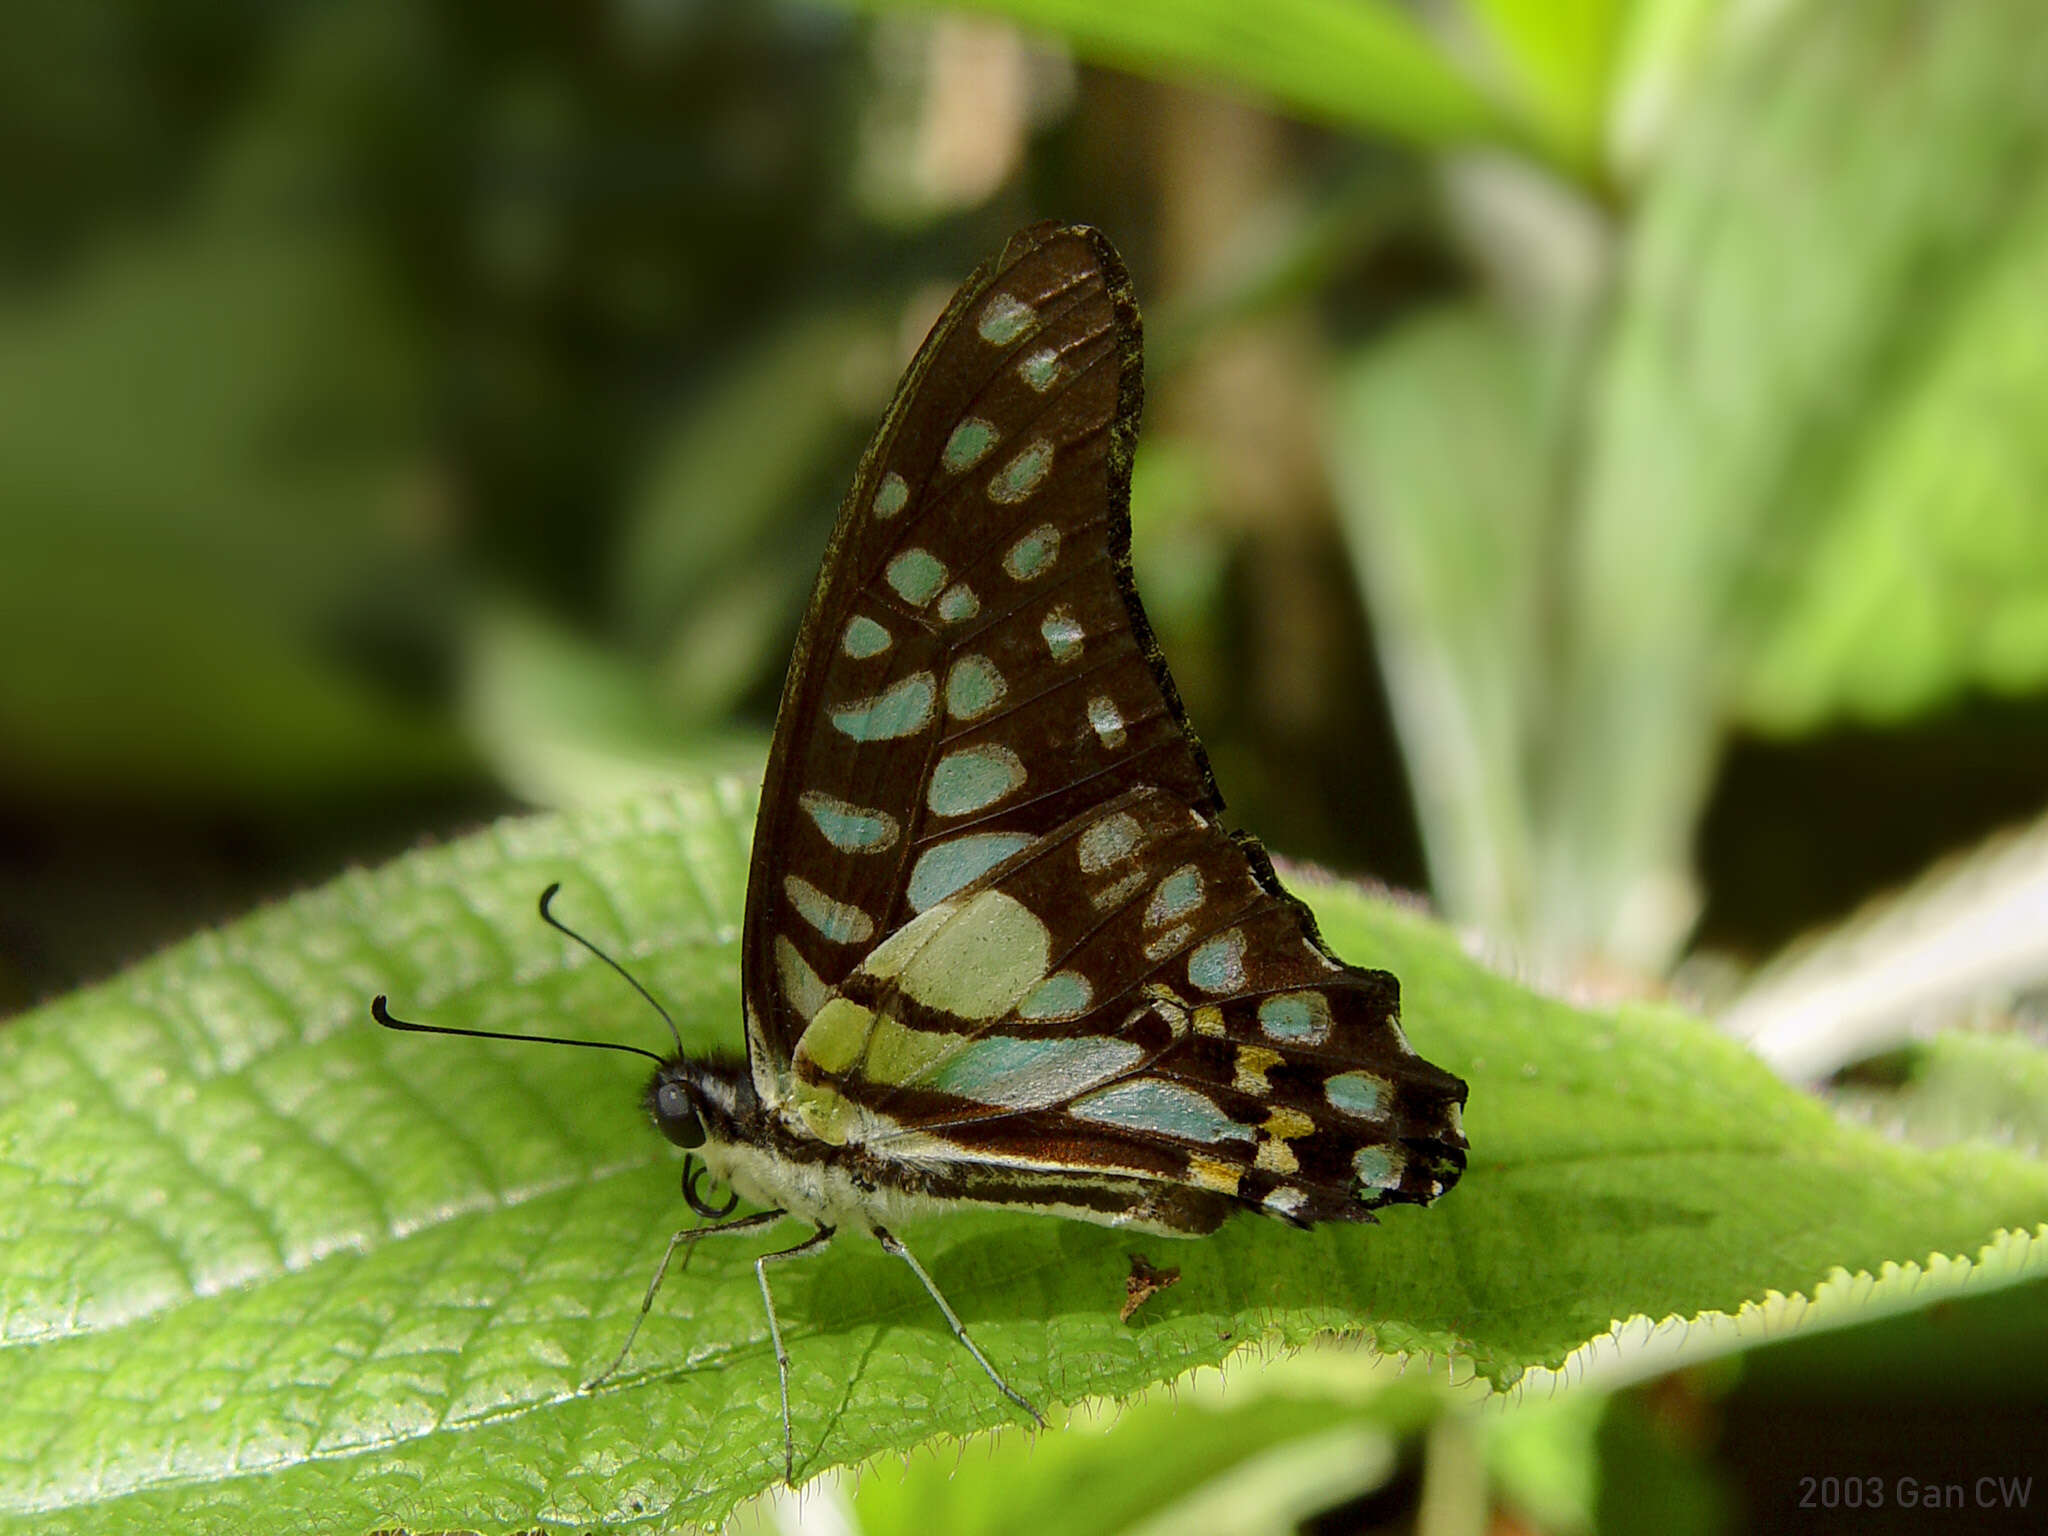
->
371, 994, 666, 1065
536, 882, 686, 1057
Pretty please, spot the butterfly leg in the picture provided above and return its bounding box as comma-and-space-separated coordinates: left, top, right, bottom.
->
872, 1225, 1046, 1429
585, 1208, 787, 1390
755, 1223, 838, 1485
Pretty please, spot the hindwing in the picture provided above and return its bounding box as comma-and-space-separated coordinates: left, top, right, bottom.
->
783, 786, 1467, 1227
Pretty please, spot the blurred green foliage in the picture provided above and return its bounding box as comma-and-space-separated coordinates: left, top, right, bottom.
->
7, 0, 2048, 1531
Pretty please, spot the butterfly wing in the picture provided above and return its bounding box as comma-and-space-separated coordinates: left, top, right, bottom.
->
788, 785, 1467, 1228
742, 224, 1215, 1097
747, 220, 1467, 1229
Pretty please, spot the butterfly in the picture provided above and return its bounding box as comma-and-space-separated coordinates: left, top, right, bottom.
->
375, 221, 1467, 1485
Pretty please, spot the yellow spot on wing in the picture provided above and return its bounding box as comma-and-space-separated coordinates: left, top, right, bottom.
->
1254, 1139, 1299, 1175
1192, 1005, 1227, 1038
1186, 1155, 1242, 1195
1262, 1107, 1314, 1140
1233, 1045, 1283, 1095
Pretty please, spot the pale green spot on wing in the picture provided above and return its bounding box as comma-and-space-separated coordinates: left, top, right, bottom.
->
1003, 524, 1059, 580
799, 790, 900, 852
923, 1034, 1138, 1110
1077, 811, 1140, 874
1017, 969, 1093, 1021
977, 292, 1037, 345
928, 744, 1025, 816
863, 1011, 965, 1085
943, 418, 998, 473
988, 440, 1054, 505
1088, 694, 1126, 747
1019, 347, 1062, 391
890, 888, 1051, 1020
1070, 1079, 1252, 1143
937, 583, 980, 623
1188, 930, 1247, 994
873, 471, 909, 518
944, 655, 1007, 721
796, 996, 878, 1075
1145, 864, 1204, 927
1258, 991, 1330, 1045
782, 874, 876, 945
907, 832, 1033, 911
1325, 1070, 1391, 1120
774, 935, 829, 1024
842, 615, 892, 658
886, 548, 947, 607
1040, 605, 1083, 662
831, 672, 936, 741
1353, 1145, 1403, 1190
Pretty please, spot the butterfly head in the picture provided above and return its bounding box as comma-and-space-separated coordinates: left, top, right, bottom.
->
651, 1074, 706, 1149
643, 1051, 760, 1155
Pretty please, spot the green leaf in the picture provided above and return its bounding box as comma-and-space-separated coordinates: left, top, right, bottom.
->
1832, 1033, 2048, 1160
831, 0, 1507, 151
462, 603, 769, 809
1737, 180, 2048, 727
1541, 0, 2048, 967
614, 307, 884, 728
851, 1357, 1437, 1536
1327, 306, 1554, 938
1462, 0, 1636, 181
6, 771, 2047, 1532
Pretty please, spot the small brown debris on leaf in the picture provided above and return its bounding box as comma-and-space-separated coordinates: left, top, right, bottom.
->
1120, 1252, 1181, 1323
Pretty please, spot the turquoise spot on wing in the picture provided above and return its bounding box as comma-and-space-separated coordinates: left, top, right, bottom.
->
1353, 1145, 1403, 1190
977, 292, 1037, 345
1257, 991, 1330, 1044
943, 418, 998, 473
1325, 1071, 1390, 1120
988, 440, 1054, 504
928, 745, 1025, 816
1188, 930, 1246, 994
926, 1035, 1137, 1110
799, 790, 900, 852
1018, 348, 1062, 391
908, 832, 1033, 910
945, 655, 1006, 721
1003, 524, 1059, 580
1017, 969, 1093, 1021
937, 583, 979, 623
842, 615, 891, 658
887, 548, 947, 607
783, 875, 875, 945
832, 672, 936, 741
1145, 864, 1204, 927
1070, 1079, 1251, 1143
873, 471, 909, 518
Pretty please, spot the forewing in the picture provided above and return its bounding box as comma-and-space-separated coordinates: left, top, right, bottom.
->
801, 787, 1469, 1225
743, 225, 1217, 1082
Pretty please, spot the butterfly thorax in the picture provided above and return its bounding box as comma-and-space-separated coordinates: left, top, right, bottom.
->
654, 1052, 987, 1234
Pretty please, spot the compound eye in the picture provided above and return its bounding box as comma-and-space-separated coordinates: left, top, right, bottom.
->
653, 1081, 705, 1149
